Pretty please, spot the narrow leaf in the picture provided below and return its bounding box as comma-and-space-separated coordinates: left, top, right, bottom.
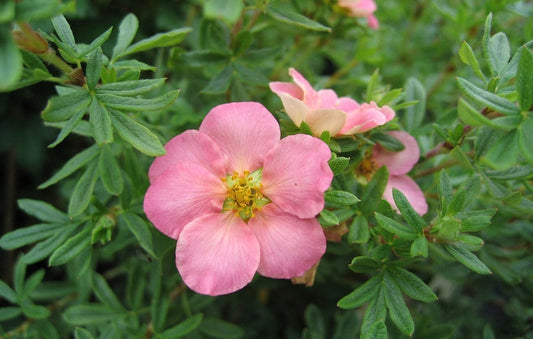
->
445, 243, 492, 274
361, 287, 386, 337
383, 272, 414, 336
392, 189, 426, 231
325, 190, 360, 206
48, 226, 91, 266
347, 215, 370, 244
17, 199, 69, 223
403, 77, 426, 132
79, 27, 113, 57
458, 41, 485, 81
63, 304, 121, 325
160, 314, 204, 338
86, 48, 103, 90
389, 267, 437, 302
112, 13, 139, 60
338, 274, 382, 309
96, 78, 165, 96
21, 224, 77, 264
0, 280, 17, 303
89, 99, 113, 145
267, 4, 331, 32
0, 223, 62, 250
41, 90, 91, 122
457, 77, 520, 115
360, 167, 389, 215
119, 213, 157, 258
119, 27, 192, 58
199, 317, 245, 339
518, 117, 533, 165
0, 24, 23, 91
108, 109, 166, 156
375, 213, 419, 240
68, 161, 99, 217
39, 145, 99, 189
410, 235, 428, 257
48, 107, 87, 148
98, 145, 123, 195
97, 90, 179, 112
51, 14, 75, 47
488, 32, 511, 75
91, 272, 125, 312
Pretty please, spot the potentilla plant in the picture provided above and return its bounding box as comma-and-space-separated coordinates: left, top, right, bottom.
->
0, 1, 532, 339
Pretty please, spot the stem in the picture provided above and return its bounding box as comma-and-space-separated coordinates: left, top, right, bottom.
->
413, 159, 458, 179
39, 47, 75, 74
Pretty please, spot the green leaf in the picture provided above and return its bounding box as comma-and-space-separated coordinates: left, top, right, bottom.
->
17, 199, 69, 223
0, 307, 22, 321
91, 272, 125, 312
348, 256, 380, 274
202, 65, 233, 94
51, 14, 76, 47
41, 90, 91, 122
112, 59, 156, 71
112, 13, 139, 60
233, 30, 252, 56
267, 4, 331, 32
364, 321, 387, 339
89, 99, 113, 145
119, 213, 157, 258
86, 48, 103, 90
445, 243, 492, 274
0, 223, 62, 250
0, 280, 17, 303
403, 77, 426, 132
518, 117, 533, 165
0, 23, 23, 91
325, 190, 360, 206
377, 88, 403, 107
48, 226, 91, 266
21, 269, 45, 299
383, 272, 414, 336
117, 27, 192, 59
48, 106, 87, 148
448, 188, 466, 216
393, 189, 426, 231
375, 213, 418, 240
319, 209, 339, 226
74, 328, 95, 339
108, 109, 166, 156
0, 1, 15, 22
372, 133, 405, 152
458, 41, 485, 81
39, 145, 99, 189
159, 314, 204, 338
96, 78, 166, 96
361, 287, 386, 337
21, 224, 77, 264
328, 156, 349, 175
97, 90, 179, 112
68, 161, 99, 217
348, 215, 370, 244
20, 299, 50, 319
516, 47, 533, 110
457, 98, 510, 131
78, 27, 113, 58
199, 317, 245, 339
388, 267, 437, 302
438, 170, 453, 214
484, 130, 519, 170
485, 165, 533, 180
98, 145, 123, 195
488, 32, 511, 76
456, 77, 520, 115
14, 0, 63, 21
481, 13, 492, 74
13, 257, 26, 294
63, 304, 121, 325
360, 167, 389, 216
457, 234, 484, 251
410, 235, 428, 257
204, 0, 244, 25
338, 273, 382, 309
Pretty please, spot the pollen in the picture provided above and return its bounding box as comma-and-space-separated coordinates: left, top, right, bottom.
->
222, 169, 270, 222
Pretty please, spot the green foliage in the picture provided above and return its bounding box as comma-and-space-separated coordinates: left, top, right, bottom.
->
1, 2, 532, 339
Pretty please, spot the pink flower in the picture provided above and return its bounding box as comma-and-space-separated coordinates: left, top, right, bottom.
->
144, 102, 333, 296
371, 131, 428, 215
338, 0, 380, 29
269, 68, 394, 137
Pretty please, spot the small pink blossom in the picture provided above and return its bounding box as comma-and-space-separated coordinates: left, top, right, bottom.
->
338, 0, 380, 29
371, 131, 428, 215
269, 68, 394, 137
144, 102, 333, 296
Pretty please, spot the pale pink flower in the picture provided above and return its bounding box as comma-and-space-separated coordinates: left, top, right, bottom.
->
144, 102, 333, 296
371, 131, 428, 215
269, 68, 394, 137
338, 0, 380, 29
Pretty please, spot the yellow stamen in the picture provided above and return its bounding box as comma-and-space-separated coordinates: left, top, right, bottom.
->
222, 170, 270, 222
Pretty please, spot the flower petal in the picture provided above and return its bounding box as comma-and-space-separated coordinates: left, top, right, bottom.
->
289, 68, 316, 98
383, 175, 428, 215
306, 108, 347, 137
340, 102, 395, 135
249, 204, 326, 279
316, 89, 339, 109
148, 130, 225, 182
269, 81, 304, 100
277, 93, 310, 128
199, 102, 280, 174
372, 131, 420, 175
367, 14, 379, 29
175, 212, 260, 296
144, 163, 226, 239
262, 134, 333, 218
337, 97, 360, 112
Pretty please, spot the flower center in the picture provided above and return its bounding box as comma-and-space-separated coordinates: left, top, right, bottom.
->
222, 169, 270, 222
355, 153, 378, 181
